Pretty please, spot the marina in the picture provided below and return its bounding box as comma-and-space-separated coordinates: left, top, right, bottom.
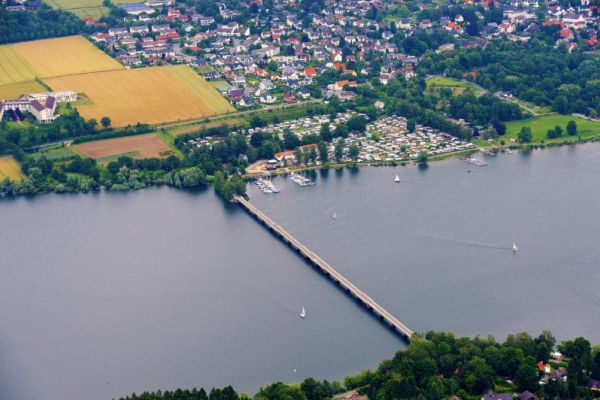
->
290, 172, 316, 187
255, 176, 280, 193
460, 157, 489, 166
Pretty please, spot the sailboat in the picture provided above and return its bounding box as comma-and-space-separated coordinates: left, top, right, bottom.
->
300, 307, 306, 319
394, 174, 401, 183
332, 211, 336, 220
512, 242, 518, 254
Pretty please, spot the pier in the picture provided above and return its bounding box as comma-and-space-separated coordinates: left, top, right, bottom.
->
234, 195, 413, 341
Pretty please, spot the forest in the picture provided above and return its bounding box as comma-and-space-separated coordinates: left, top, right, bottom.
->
0, 6, 84, 44
418, 39, 600, 117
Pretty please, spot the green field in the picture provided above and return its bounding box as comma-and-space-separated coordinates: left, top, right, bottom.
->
43, 0, 140, 18
209, 80, 232, 92
426, 76, 483, 96
32, 145, 79, 161
505, 115, 600, 143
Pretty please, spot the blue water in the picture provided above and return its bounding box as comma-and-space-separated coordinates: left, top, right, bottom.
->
1, 143, 600, 400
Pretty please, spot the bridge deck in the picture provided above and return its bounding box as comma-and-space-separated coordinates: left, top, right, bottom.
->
234, 195, 413, 341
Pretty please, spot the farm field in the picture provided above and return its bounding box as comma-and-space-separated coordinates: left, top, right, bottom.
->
75, 134, 173, 160
505, 115, 600, 142
45, 65, 234, 127
12, 36, 123, 78
0, 80, 47, 99
0, 156, 24, 181
0, 46, 38, 85
168, 65, 235, 115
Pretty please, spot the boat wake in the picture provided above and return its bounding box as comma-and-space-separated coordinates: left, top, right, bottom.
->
413, 233, 513, 252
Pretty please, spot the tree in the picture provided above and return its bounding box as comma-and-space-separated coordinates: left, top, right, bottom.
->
407, 119, 416, 133
100, 117, 111, 129
334, 140, 345, 162
334, 123, 348, 138
554, 125, 563, 137
347, 115, 367, 133
552, 96, 570, 114
320, 123, 333, 142
318, 141, 329, 163
462, 357, 494, 394
294, 147, 303, 165
493, 120, 506, 135
417, 151, 428, 164
308, 147, 318, 164
283, 129, 300, 150
567, 120, 577, 136
514, 361, 539, 392
348, 144, 359, 161
518, 126, 533, 143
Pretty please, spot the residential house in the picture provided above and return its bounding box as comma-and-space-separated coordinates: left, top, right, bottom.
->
517, 391, 539, 400
481, 391, 512, 400
260, 92, 277, 103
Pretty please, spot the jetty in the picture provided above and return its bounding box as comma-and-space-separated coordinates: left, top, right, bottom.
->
234, 195, 413, 341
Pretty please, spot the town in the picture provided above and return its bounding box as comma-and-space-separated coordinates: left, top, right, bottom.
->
74, 0, 598, 110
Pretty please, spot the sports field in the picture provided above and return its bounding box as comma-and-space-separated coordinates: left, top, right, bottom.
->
0, 80, 47, 100
426, 76, 485, 96
43, 0, 140, 18
75, 134, 173, 160
45, 65, 235, 127
0, 156, 24, 181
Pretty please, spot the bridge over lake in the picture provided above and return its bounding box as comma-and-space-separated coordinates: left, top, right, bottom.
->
234, 195, 413, 342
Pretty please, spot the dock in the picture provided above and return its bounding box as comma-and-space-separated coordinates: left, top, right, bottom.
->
234, 195, 413, 341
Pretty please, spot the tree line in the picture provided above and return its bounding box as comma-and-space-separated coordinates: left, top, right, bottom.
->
0, 6, 85, 44
118, 331, 600, 400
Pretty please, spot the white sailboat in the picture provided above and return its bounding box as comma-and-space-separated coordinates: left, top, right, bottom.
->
300, 307, 306, 319
332, 211, 336, 220
512, 242, 518, 254
394, 174, 401, 183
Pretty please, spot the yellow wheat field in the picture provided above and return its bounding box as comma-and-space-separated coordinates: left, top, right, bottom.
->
0, 81, 48, 100
0, 46, 38, 85
0, 156, 24, 181
10, 36, 122, 79
45, 66, 235, 127
168, 65, 234, 115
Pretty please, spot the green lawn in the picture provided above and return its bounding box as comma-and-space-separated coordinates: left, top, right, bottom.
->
32, 144, 79, 161
426, 77, 483, 96
505, 115, 600, 143
504, 97, 552, 116
156, 130, 185, 159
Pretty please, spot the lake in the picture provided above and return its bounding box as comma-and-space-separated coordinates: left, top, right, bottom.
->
1, 143, 599, 400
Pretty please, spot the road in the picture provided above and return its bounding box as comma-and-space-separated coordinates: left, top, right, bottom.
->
157, 99, 324, 130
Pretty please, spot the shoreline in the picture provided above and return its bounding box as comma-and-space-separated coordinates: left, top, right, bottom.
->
3, 136, 599, 199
